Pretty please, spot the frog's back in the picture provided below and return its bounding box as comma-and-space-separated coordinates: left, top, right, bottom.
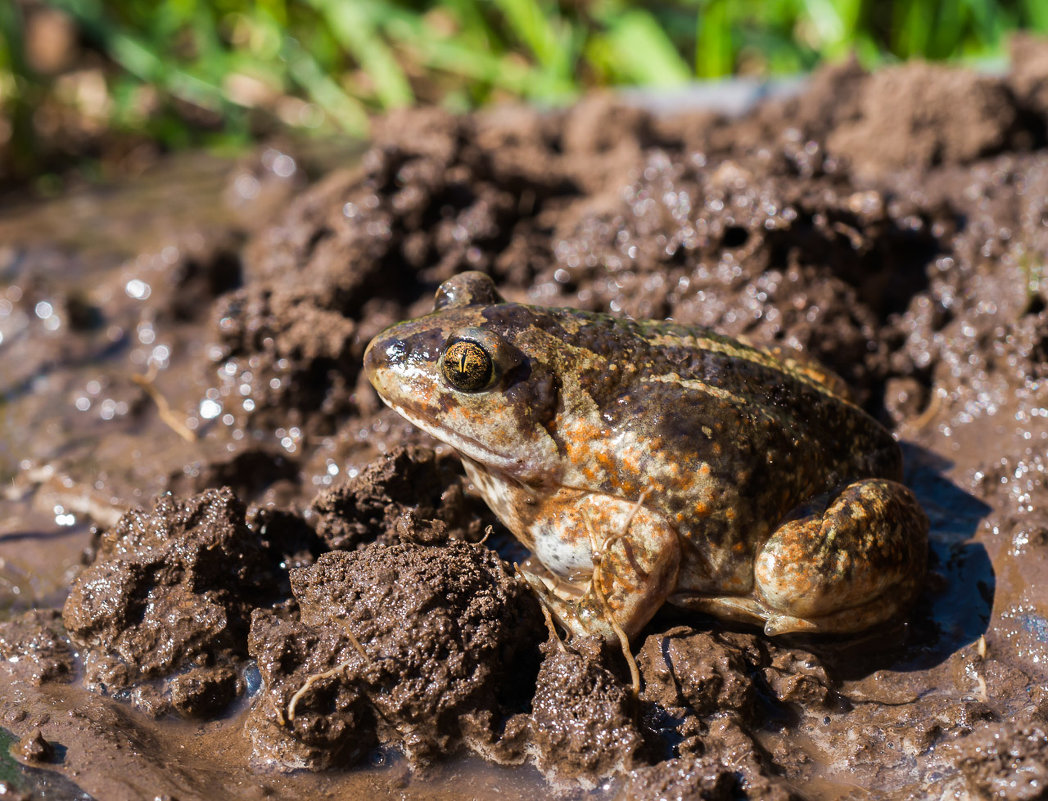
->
537, 308, 897, 464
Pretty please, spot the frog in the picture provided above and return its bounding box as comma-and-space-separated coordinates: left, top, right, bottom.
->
363, 272, 929, 642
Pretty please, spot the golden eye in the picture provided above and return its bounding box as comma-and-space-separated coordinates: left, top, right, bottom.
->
441, 339, 495, 392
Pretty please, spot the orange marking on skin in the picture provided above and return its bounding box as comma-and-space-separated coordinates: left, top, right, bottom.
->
724, 508, 736, 521
693, 501, 709, 516
698, 464, 712, 476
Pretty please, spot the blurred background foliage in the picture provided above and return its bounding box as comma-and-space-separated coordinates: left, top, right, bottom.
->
0, 0, 1046, 180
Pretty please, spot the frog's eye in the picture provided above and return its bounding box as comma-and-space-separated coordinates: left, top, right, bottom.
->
441, 338, 496, 392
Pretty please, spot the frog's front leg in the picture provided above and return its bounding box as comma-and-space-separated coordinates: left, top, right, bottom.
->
519, 493, 681, 642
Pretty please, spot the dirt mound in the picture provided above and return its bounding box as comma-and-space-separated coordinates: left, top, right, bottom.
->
61, 488, 277, 717
246, 541, 544, 769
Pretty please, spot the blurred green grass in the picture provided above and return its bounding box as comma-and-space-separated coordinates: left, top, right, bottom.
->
1, 0, 1046, 170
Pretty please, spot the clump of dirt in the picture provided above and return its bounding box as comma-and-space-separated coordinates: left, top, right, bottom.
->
209, 283, 363, 435
638, 626, 832, 728
61, 488, 277, 717
628, 625, 825, 799
14, 728, 58, 764
246, 541, 544, 769
525, 637, 646, 782
309, 445, 492, 549
8, 37, 1048, 801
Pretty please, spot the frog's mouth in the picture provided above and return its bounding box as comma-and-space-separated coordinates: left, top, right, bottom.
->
381, 397, 535, 479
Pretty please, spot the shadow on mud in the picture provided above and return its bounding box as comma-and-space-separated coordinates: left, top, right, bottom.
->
902, 444, 994, 662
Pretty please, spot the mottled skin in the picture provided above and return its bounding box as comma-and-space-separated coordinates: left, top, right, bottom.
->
364, 273, 929, 642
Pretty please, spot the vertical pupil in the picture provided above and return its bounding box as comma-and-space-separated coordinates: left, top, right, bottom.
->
443, 340, 492, 390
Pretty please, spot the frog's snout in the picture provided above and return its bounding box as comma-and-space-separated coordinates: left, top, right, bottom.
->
363, 334, 405, 396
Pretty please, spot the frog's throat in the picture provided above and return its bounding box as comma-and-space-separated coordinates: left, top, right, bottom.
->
380, 397, 535, 479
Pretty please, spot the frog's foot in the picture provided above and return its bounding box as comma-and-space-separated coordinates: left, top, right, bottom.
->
517, 567, 618, 642
520, 495, 682, 643
750, 478, 929, 635
683, 594, 902, 636
676, 594, 819, 635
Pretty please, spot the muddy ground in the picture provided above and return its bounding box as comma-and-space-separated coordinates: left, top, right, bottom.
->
3, 40, 1048, 800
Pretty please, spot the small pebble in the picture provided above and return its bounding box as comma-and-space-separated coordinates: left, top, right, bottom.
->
15, 729, 55, 763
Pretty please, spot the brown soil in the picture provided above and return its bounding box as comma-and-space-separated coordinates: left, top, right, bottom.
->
4, 42, 1048, 800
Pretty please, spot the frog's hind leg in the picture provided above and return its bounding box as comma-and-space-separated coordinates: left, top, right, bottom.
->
750, 478, 929, 636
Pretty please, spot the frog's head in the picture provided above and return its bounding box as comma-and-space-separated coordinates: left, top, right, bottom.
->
364, 272, 562, 484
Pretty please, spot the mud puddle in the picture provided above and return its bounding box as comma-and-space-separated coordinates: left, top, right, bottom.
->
4, 39, 1048, 800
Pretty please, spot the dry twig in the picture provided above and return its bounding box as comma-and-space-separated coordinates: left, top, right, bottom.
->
130, 363, 197, 443
286, 622, 370, 723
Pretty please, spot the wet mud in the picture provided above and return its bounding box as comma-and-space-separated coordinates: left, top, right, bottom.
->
4, 41, 1048, 799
